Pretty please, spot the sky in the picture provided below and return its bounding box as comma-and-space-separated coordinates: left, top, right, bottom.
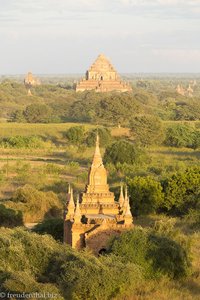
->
0, 0, 200, 74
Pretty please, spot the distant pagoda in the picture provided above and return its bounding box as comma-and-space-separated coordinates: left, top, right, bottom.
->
76, 54, 132, 93
24, 72, 41, 96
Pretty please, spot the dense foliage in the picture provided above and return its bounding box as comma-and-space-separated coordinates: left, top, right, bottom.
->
130, 115, 164, 146
127, 176, 164, 215
0, 226, 191, 300
162, 167, 200, 215
108, 228, 190, 279
33, 218, 64, 242
5, 185, 62, 222
0, 204, 23, 227
104, 140, 147, 165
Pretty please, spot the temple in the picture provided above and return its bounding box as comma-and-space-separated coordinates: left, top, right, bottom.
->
24, 72, 41, 96
63, 134, 133, 254
76, 54, 132, 93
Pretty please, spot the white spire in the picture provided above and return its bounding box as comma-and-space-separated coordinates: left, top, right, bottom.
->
74, 195, 82, 224
119, 183, 125, 207
124, 196, 133, 225
68, 183, 71, 194
68, 187, 75, 209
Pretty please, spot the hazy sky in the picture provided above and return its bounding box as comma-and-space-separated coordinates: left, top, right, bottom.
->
1, 0, 200, 74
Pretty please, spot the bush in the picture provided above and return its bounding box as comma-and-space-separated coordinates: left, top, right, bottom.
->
47, 248, 143, 300
104, 140, 147, 166
164, 124, 194, 148
5, 185, 62, 222
130, 115, 164, 146
127, 176, 164, 216
0, 135, 50, 149
24, 104, 53, 123
162, 167, 200, 215
109, 228, 190, 279
33, 218, 63, 241
86, 127, 112, 147
0, 204, 23, 227
65, 126, 85, 145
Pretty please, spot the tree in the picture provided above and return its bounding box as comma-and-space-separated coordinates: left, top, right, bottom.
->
24, 104, 53, 123
130, 115, 164, 146
33, 218, 63, 242
86, 127, 112, 147
109, 228, 190, 279
65, 126, 85, 145
104, 140, 147, 166
127, 176, 164, 216
0, 204, 23, 227
162, 167, 200, 215
10, 110, 26, 123
164, 124, 194, 148
6, 185, 62, 222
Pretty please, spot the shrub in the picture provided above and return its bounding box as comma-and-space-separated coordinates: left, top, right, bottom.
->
130, 115, 164, 146
104, 140, 147, 166
164, 124, 194, 148
0, 204, 23, 227
162, 167, 200, 215
47, 249, 143, 300
86, 127, 112, 147
127, 176, 164, 216
24, 104, 53, 123
109, 228, 190, 279
33, 218, 63, 242
0, 135, 50, 149
5, 185, 62, 222
65, 126, 85, 145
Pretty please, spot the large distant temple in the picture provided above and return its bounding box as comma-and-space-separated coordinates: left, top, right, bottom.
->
24, 72, 41, 96
63, 135, 133, 254
76, 54, 132, 93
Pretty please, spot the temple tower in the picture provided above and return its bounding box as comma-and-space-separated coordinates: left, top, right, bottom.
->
76, 54, 132, 93
63, 135, 133, 254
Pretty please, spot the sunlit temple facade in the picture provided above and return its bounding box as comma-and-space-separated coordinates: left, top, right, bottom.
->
76, 54, 132, 93
63, 135, 133, 254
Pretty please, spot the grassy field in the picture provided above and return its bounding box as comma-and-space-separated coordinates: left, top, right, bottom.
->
0, 122, 200, 199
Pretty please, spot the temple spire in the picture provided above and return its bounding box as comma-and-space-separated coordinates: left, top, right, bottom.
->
119, 183, 125, 207
124, 196, 133, 225
68, 183, 71, 194
85, 133, 109, 194
92, 133, 103, 167
74, 195, 81, 224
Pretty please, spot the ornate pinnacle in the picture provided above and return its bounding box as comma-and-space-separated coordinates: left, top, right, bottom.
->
68, 183, 71, 194
68, 187, 75, 209
119, 183, 125, 207
92, 132, 103, 166
74, 195, 82, 223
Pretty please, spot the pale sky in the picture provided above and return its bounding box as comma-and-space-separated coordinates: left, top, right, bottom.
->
1, 0, 200, 74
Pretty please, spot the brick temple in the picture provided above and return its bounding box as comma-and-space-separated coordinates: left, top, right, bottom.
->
63, 134, 133, 255
76, 54, 132, 93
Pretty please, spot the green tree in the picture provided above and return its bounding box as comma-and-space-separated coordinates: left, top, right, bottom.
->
109, 228, 190, 279
164, 124, 194, 148
127, 176, 164, 216
0, 204, 23, 227
24, 104, 53, 123
86, 127, 112, 147
104, 140, 147, 166
33, 218, 63, 242
130, 115, 164, 146
162, 167, 200, 215
65, 126, 85, 145
11, 109, 26, 123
